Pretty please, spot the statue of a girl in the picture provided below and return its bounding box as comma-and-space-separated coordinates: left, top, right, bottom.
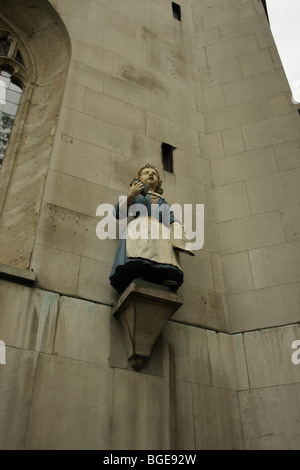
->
109, 164, 192, 293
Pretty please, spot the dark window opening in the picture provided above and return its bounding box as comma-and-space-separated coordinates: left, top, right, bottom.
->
0, 37, 10, 57
172, 2, 181, 21
161, 143, 176, 173
15, 50, 24, 66
261, 0, 269, 21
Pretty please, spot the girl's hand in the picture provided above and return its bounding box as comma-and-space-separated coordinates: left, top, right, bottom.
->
128, 180, 144, 198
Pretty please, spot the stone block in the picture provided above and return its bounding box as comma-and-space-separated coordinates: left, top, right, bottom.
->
88, 2, 136, 39
214, 181, 251, 222
255, 25, 275, 49
164, 321, 211, 385
30, 244, 80, 296
76, 256, 118, 306
207, 330, 249, 390
109, 153, 148, 194
25, 354, 113, 449
223, 71, 283, 106
35, 203, 116, 265
249, 241, 300, 289
202, 85, 225, 112
219, 213, 285, 254
146, 112, 200, 155
71, 40, 120, 75
195, 26, 221, 48
155, 94, 205, 132
206, 131, 225, 159
280, 206, 300, 242
173, 150, 212, 186
43, 170, 112, 217
84, 89, 146, 134
67, 60, 104, 93
62, 80, 86, 112
222, 251, 253, 294
206, 98, 272, 133
239, 48, 274, 77
227, 282, 300, 332
206, 33, 258, 64
130, 134, 162, 167
270, 45, 284, 69
243, 324, 300, 388
58, 107, 132, 157
222, 127, 245, 156
111, 368, 171, 450
192, 0, 223, 19
103, 27, 147, 63
273, 140, 300, 171
95, 0, 125, 15
0, 347, 38, 450
269, 94, 291, 116
211, 253, 226, 294
242, 113, 300, 150
172, 283, 229, 332
103, 73, 155, 112
118, 57, 171, 95
186, 45, 207, 68
192, 383, 243, 449
156, 76, 199, 110
219, 12, 268, 40
62, 17, 103, 48
211, 146, 278, 186
49, 0, 90, 18
0, 280, 59, 353
53, 296, 111, 365
0, 263, 35, 286
246, 168, 300, 214
50, 136, 112, 187
203, 2, 256, 29
239, 383, 300, 449
199, 57, 242, 88
166, 54, 200, 87
180, 250, 214, 292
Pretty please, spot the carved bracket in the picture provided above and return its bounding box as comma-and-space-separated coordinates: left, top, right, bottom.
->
110, 280, 183, 371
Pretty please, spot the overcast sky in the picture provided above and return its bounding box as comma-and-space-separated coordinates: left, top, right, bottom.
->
267, 0, 300, 102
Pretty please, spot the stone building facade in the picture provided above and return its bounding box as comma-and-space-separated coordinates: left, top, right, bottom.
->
0, 0, 299, 450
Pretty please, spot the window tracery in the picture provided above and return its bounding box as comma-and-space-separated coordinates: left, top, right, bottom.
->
0, 31, 28, 169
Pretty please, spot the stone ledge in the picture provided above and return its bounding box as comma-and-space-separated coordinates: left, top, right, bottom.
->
111, 279, 183, 371
0, 263, 35, 286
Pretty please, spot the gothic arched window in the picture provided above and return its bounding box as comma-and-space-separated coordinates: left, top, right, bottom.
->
0, 32, 28, 169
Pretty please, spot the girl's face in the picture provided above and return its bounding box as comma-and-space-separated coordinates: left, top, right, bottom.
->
139, 167, 159, 190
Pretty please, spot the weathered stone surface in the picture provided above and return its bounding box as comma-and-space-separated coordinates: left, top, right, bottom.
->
112, 280, 183, 370
192, 383, 243, 450
0, 280, 59, 353
0, 347, 38, 450
54, 296, 111, 366
0, 0, 300, 452
25, 354, 113, 450
239, 383, 300, 450
0, 263, 35, 286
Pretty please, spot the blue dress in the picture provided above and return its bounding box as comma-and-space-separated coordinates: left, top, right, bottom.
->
109, 193, 184, 292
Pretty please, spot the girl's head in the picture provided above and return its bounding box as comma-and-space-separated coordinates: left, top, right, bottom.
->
137, 163, 163, 194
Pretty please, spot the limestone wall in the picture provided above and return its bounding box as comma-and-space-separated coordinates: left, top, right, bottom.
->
0, 0, 300, 450
1, 279, 300, 449
195, 0, 300, 332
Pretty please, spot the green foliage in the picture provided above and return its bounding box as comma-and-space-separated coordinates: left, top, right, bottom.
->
0, 111, 14, 168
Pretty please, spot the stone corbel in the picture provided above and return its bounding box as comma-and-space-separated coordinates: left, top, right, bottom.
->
110, 280, 183, 371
